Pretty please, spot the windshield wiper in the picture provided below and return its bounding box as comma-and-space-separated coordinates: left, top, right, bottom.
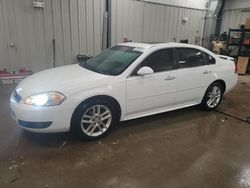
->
95, 69, 114, 76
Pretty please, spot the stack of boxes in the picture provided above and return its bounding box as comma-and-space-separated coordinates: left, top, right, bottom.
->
237, 18, 250, 75
0, 68, 33, 84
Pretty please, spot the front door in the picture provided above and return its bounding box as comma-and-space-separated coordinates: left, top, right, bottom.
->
126, 48, 177, 115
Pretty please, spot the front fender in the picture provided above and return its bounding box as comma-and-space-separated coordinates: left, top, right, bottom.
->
66, 81, 127, 121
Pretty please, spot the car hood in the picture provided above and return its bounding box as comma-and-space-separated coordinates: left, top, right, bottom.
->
16, 64, 113, 97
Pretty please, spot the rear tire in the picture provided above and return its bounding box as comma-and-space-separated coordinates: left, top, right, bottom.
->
71, 99, 118, 140
201, 83, 223, 111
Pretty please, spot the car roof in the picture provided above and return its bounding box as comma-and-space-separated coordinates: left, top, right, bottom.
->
118, 42, 205, 51
118, 42, 154, 49
118, 42, 213, 56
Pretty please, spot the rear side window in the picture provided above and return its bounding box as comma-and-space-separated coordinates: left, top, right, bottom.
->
203, 53, 216, 65
140, 49, 175, 73
176, 48, 205, 68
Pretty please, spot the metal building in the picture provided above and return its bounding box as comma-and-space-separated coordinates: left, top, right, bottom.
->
0, 0, 207, 72
0, 0, 105, 72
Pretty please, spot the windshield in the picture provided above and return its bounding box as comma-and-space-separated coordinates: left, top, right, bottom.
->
80, 45, 143, 75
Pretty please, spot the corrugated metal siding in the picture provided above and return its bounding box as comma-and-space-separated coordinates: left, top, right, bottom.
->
221, 9, 242, 33
111, 0, 144, 45
139, 0, 208, 10
111, 0, 206, 45
0, 0, 206, 72
0, 0, 105, 72
221, 9, 250, 33
0, 0, 10, 69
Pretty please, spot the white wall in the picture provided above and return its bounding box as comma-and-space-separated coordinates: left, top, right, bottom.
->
111, 0, 206, 45
0, 0, 207, 72
224, 0, 250, 10
0, 0, 105, 72
221, 9, 242, 33
139, 0, 209, 10
221, 0, 250, 33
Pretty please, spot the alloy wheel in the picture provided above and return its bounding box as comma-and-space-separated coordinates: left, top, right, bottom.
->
80, 105, 112, 137
206, 86, 222, 108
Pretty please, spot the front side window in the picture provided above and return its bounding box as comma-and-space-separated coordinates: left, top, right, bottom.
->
80, 45, 142, 76
176, 48, 205, 68
139, 49, 175, 73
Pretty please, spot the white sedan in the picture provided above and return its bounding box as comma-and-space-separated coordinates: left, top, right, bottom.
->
10, 42, 238, 140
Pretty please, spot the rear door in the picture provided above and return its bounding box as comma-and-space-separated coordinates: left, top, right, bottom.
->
174, 48, 215, 106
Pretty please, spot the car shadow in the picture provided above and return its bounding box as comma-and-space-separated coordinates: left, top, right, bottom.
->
21, 131, 74, 148
21, 105, 212, 148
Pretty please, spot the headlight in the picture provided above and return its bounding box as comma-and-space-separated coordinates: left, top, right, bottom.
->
24, 92, 66, 106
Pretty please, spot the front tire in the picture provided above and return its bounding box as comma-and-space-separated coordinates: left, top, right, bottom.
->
201, 83, 223, 111
71, 99, 118, 140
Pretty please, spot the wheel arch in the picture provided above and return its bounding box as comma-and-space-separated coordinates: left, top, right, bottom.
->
211, 79, 226, 93
201, 79, 226, 110
70, 95, 122, 129
201, 79, 226, 104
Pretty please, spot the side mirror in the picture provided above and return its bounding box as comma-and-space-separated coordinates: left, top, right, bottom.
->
137, 66, 154, 76
76, 54, 92, 63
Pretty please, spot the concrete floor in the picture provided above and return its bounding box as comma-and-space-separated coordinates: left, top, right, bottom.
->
0, 76, 250, 188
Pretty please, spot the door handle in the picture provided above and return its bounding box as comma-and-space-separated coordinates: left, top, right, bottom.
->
165, 75, 175, 80
203, 70, 211, 74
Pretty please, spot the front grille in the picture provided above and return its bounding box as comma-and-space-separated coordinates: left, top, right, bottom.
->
13, 90, 22, 103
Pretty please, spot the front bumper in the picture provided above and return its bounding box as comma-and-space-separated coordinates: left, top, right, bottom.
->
10, 92, 72, 133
